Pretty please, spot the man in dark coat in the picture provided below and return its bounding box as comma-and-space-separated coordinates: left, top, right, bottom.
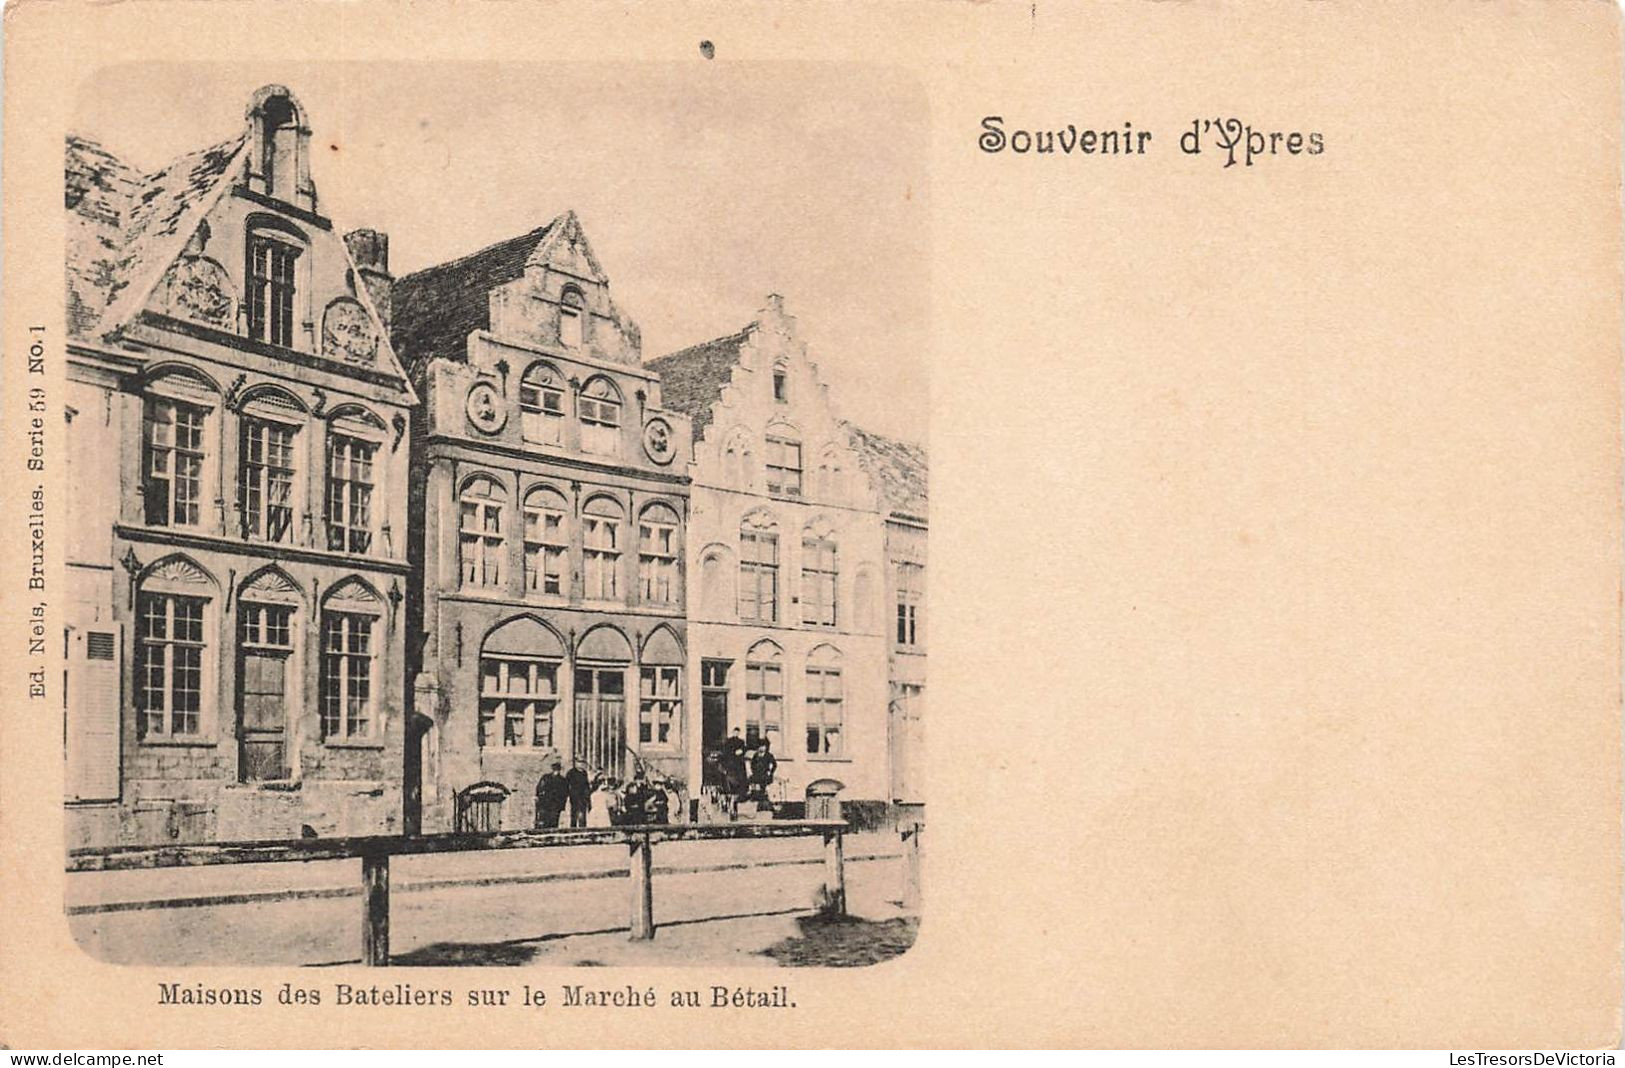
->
565, 758, 597, 828
721, 728, 748, 800
748, 737, 778, 798
535, 759, 568, 829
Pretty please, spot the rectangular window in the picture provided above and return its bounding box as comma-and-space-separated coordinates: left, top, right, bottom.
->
143, 399, 207, 528
460, 491, 505, 587
739, 529, 779, 622
573, 667, 627, 774
239, 603, 293, 650
766, 436, 802, 496
326, 434, 376, 554
896, 561, 924, 646
523, 505, 567, 596
801, 537, 838, 627
806, 667, 844, 757
744, 660, 783, 747
248, 236, 298, 347
478, 657, 559, 749
584, 516, 620, 600
320, 612, 374, 741
560, 305, 583, 349
239, 418, 296, 542
639, 665, 681, 747
135, 592, 206, 738
773, 368, 788, 403
639, 520, 678, 604
520, 380, 565, 446
580, 396, 620, 456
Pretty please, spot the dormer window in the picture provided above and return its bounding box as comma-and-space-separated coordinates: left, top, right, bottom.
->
247, 228, 301, 347
559, 287, 585, 349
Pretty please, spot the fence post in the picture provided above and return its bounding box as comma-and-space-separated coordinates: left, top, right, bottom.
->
361, 852, 390, 966
628, 831, 655, 940
822, 827, 846, 915
901, 823, 922, 911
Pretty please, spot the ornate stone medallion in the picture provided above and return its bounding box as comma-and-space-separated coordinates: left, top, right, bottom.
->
466, 381, 507, 434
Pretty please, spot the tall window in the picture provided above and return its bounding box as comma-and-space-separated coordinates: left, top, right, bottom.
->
136, 592, 205, 737
739, 523, 779, 622
319, 612, 374, 741
247, 233, 299, 346
772, 366, 789, 403
459, 477, 506, 588
523, 487, 567, 596
766, 434, 802, 496
520, 365, 565, 446
143, 399, 206, 528
479, 657, 558, 748
326, 434, 375, 554
639, 665, 681, 747
583, 497, 623, 600
744, 648, 783, 747
239, 418, 295, 542
801, 533, 838, 627
638, 504, 679, 605
580, 379, 621, 457
896, 562, 924, 646
559, 288, 585, 348
805, 652, 844, 757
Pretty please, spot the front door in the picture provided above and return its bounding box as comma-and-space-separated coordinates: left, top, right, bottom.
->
573, 665, 626, 777
239, 651, 288, 780
701, 659, 731, 787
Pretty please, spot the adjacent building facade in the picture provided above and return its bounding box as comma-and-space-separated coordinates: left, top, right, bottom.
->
63, 87, 417, 847
61, 85, 924, 845
391, 215, 694, 833
648, 297, 916, 825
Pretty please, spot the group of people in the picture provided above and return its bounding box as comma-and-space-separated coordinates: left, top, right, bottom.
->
532, 758, 678, 829
719, 729, 778, 802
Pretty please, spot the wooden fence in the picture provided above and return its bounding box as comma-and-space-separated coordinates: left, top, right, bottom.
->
66, 820, 862, 966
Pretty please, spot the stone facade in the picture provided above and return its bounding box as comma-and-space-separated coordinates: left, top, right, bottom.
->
393, 215, 693, 833
63, 87, 416, 847
648, 297, 907, 822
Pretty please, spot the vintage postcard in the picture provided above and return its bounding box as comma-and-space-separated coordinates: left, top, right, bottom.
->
1, 0, 1620, 1050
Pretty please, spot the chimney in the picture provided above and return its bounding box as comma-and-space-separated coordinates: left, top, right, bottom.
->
345, 229, 393, 332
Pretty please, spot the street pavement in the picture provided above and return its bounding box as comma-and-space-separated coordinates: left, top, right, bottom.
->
65, 831, 915, 967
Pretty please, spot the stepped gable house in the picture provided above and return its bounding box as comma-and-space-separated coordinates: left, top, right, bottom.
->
391, 213, 694, 833
646, 296, 923, 824
62, 86, 417, 847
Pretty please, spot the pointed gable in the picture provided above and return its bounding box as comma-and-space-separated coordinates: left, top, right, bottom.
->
65, 132, 249, 340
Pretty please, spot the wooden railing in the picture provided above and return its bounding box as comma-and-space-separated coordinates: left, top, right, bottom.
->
66, 820, 854, 966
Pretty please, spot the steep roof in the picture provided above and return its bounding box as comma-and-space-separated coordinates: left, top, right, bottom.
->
65, 132, 249, 339
844, 422, 928, 520
643, 327, 753, 440
390, 222, 556, 377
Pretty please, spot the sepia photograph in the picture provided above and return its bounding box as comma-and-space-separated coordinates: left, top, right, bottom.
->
60, 62, 928, 969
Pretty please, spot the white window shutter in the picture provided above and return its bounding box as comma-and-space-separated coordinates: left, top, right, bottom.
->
65, 625, 122, 802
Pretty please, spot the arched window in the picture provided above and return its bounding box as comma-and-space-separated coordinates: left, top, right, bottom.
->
326, 406, 386, 555
480, 617, 565, 749
245, 219, 304, 347
135, 556, 216, 739
574, 625, 631, 775
766, 428, 802, 496
739, 512, 779, 623
772, 362, 790, 404
142, 368, 218, 530
817, 446, 844, 502
638, 502, 680, 606
805, 645, 844, 757
459, 476, 506, 588
744, 640, 784, 748
559, 287, 585, 349
580, 377, 621, 457
522, 486, 568, 597
519, 363, 565, 446
801, 523, 838, 628
320, 578, 382, 742
237, 389, 305, 544
582, 495, 624, 600
722, 429, 754, 490
699, 547, 731, 618
639, 628, 684, 749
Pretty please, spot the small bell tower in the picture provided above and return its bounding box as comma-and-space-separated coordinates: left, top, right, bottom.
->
245, 85, 316, 212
